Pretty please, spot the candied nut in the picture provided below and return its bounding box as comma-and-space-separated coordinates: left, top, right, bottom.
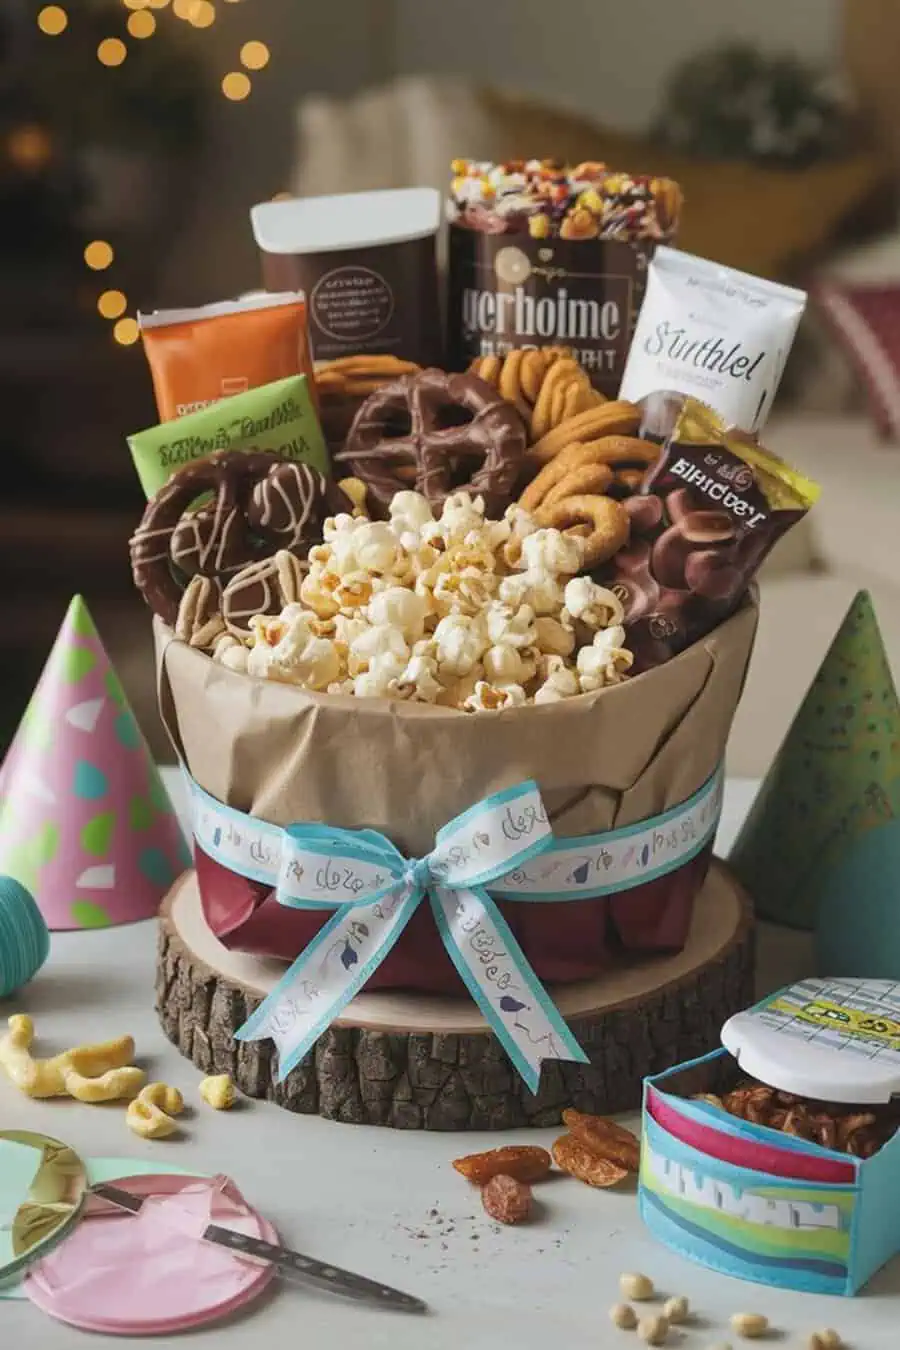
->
481, 1173, 532, 1225
561, 1109, 641, 1171
691, 1093, 726, 1109
808, 1332, 843, 1350
663, 1296, 689, 1324
199, 1074, 236, 1111
609, 1303, 638, 1330
619, 1272, 655, 1301
554, 1134, 628, 1188
679, 508, 735, 545
637, 1314, 669, 1345
730, 1312, 769, 1338
453, 1145, 552, 1186
0, 1015, 145, 1103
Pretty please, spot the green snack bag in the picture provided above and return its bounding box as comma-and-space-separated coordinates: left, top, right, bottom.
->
128, 374, 329, 498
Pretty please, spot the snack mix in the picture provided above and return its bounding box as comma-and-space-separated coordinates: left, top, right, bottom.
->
694, 1080, 900, 1158
447, 159, 682, 242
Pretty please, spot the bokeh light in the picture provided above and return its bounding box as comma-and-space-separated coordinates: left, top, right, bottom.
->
98, 290, 128, 320
240, 41, 269, 71
122, 0, 150, 10
97, 38, 128, 66
37, 6, 68, 35
84, 240, 115, 271
221, 71, 251, 101
147, 0, 171, 7
113, 318, 141, 346
7, 125, 53, 171
127, 10, 156, 36
188, 0, 216, 26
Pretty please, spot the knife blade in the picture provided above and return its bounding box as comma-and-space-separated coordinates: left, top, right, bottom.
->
90, 1182, 427, 1315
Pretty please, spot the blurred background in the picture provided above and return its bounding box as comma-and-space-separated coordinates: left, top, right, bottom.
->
3, 0, 899, 765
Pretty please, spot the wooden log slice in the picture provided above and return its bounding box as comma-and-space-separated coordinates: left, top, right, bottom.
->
156, 861, 754, 1131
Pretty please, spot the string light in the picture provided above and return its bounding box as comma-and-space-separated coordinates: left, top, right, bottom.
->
98, 290, 128, 320
97, 38, 128, 66
127, 10, 156, 37
113, 318, 140, 346
240, 41, 269, 71
84, 241, 115, 271
7, 126, 53, 171
37, 6, 68, 35
190, 1, 216, 27
221, 71, 251, 101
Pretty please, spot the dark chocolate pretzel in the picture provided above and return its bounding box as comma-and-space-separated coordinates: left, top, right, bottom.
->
130, 450, 342, 626
336, 368, 527, 518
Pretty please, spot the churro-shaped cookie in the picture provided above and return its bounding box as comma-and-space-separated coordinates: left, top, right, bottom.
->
527, 400, 642, 466
520, 435, 657, 513
470, 348, 603, 440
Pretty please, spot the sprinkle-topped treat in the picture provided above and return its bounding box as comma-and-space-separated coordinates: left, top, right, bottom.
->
447, 159, 682, 241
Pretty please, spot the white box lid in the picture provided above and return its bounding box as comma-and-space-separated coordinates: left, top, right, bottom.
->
721, 977, 900, 1104
251, 188, 441, 256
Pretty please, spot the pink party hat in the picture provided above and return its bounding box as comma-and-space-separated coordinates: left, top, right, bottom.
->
0, 596, 190, 930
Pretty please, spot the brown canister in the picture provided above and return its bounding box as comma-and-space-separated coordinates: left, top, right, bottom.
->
446, 161, 681, 397
251, 189, 443, 368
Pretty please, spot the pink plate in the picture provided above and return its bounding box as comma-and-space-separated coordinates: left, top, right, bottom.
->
25, 1172, 277, 1335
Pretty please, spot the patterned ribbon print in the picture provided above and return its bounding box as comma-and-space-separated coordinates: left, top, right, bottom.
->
189, 767, 723, 1093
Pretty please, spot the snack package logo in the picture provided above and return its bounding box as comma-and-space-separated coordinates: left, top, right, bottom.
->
448, 227, 651, 394
158, 393, 305, 471
766, 996, 900, 1051
669, 453, 767, 528
640, 323, 767, 387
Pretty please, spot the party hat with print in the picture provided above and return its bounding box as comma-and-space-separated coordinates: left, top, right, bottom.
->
0, 597, 190, 930
730, 591, 900, 971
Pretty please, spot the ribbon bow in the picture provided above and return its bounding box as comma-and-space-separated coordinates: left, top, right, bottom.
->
234, 782, 590, 1092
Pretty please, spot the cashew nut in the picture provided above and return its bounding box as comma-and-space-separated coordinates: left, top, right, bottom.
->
0, 1014, 144, 1102
730, 1313, 770, 1339
637, 1315, 669, 1346
619, 1271, 655, 1301
609, 1303, 637, 1329
199, 1074, 236, 1111
663, 1296, 689, 1324
126, 1082, 184, 1140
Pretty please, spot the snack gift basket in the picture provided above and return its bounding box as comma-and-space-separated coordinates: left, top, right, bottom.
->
155, 597, 757, 995
640, 978, 900, 1296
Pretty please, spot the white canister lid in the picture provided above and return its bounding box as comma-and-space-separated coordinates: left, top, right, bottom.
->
721, 977, 900, 1104
251, 188, 441, 256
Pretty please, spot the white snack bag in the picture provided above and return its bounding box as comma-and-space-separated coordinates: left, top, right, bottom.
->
618, 246, 807, 433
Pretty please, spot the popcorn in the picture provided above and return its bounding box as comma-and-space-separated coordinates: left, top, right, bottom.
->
485, 602, 537, 650
433, 613, 490, 677
576, 625, 634, 691
563, 577, 624, 629
534, 662, 581, 705
212, 633, 249, 674
534, 616, 576, 657
349, 623, 409, 676
463, 681, 528, 712
520, 527, 585, 576
368, 586, 428, 641
237, 490, 633, 709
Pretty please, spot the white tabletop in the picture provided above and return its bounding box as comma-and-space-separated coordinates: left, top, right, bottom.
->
2, 775, 893, 1347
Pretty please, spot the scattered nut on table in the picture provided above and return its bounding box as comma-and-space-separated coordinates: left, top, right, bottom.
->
620, 1272, 655, 1301
808, 1333, 843, 1350
199, 1074, 235, 1110
637, 1314, 669, 1345
609, 1303, 638, 1330
0, 1014, 144, 1102
662, 1295, 689, 1324
730, 1312, 769, 1338
126, 1082, 185, 1140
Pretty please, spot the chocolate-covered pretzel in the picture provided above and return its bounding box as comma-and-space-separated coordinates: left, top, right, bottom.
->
336, 368, 527, 517
130, 450, 342, 626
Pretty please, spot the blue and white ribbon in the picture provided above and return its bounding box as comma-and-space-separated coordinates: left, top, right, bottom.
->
188, 766, 723, 1094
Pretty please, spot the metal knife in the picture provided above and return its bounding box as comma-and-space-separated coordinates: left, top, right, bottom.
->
90, 1182, 427, 1315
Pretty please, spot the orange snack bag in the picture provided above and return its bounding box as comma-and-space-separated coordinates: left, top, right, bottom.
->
138, 292, 316, 422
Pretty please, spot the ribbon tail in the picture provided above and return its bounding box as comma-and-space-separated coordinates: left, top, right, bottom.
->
429, 886, 590, 1095
235, 883, 423, 1082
